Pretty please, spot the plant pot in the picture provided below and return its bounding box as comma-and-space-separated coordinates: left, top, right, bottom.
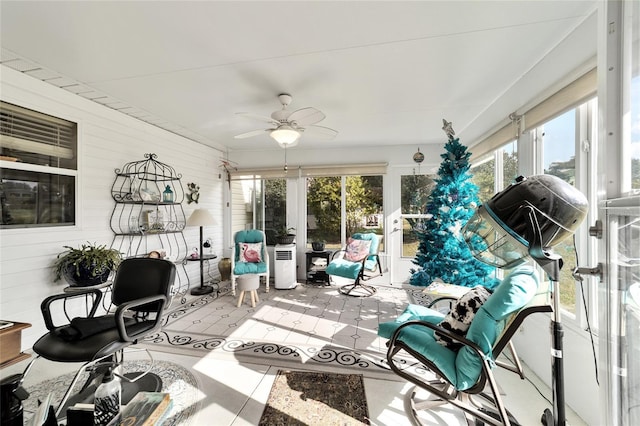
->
311, 242, 325, 252
277, 235, 295, 245
63, 264, 112, 287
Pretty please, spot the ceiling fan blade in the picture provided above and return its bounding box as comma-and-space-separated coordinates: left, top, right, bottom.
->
236, 112, 280, 126
303, 125, 338, 139
287, 107, 326, 126
234, 129, 269, 139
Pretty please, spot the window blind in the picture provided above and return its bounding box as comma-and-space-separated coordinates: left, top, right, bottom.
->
230, 163, 388, 180
0, 101, 76, 160
470, 68, 597, 161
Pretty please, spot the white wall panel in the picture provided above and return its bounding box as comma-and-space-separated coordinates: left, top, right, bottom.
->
0, 66, 224, 349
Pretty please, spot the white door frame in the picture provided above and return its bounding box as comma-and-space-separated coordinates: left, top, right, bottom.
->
388, 165, 437, 284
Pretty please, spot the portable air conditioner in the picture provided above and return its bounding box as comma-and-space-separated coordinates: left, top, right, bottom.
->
274, 244, 297, 289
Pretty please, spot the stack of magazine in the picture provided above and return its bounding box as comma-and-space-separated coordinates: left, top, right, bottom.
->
108, 392, 172, 426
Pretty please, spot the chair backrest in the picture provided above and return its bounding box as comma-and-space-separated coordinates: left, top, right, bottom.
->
454, 264, 547, 390
352, 232, 380, 269
111, 257, 176, 313
234, 229, 267, 263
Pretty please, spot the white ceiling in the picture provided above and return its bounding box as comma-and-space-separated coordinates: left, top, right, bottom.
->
0, 1, 598, 153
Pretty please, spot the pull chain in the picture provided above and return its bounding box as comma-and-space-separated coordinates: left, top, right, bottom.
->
284, 146, 288, 173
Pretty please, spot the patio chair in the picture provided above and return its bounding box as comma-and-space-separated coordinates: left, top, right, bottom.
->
326, 232, 382, 297
231, 229, 270, 296
378, 265, 552, 426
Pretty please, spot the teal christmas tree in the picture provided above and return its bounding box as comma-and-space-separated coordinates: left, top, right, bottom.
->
410, 120, 498, 289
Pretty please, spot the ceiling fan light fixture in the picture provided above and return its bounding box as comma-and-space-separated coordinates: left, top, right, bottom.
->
270, 125, 300, 147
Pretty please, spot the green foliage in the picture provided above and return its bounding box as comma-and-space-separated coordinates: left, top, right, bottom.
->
306, 176, 382, 242
410, 137, 498, 289
276, 226, 296, 237
345, 176, 379, 236
53, 242, 122, 282
307, 177, 341, 242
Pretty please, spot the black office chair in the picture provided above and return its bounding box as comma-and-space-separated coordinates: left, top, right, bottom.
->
23, 257, 176, 418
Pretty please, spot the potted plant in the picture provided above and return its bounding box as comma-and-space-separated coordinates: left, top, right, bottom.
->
53, 243, 122, 286
276, 227, 296, 245
311, 240, 326, 252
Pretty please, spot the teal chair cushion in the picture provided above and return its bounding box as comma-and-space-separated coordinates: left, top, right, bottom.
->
378, 264, 539, 391
233, 261, 267, 275
233, 230, 267, 275
377, 304, 460, 384
326, 258, 362, 279
352, 233, 379, 271
455, 264, 539, 388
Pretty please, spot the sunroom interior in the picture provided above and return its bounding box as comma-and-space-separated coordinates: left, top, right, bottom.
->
1, 1, 638, 425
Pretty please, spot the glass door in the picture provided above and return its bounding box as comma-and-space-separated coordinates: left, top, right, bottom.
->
601, 198, 640, 424
599, 1, 640, 423
390, 166, 436, 283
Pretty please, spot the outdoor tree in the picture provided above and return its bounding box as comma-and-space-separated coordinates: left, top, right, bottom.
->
410, 121, 498, 289
307, 176, 381, 243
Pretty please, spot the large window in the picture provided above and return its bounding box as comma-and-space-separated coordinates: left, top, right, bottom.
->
470, 139, 518, 203
0, 101, 77, 228
230, 177, 288, 246
264, 179, 286, 245
306, 176, 341, 249
306, 175, 383, 251
542, 108, 580, 313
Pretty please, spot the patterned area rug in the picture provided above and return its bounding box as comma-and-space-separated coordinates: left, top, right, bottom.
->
259, 370, 369, 425
23, 360, 200, 425
141, 284, 433, 380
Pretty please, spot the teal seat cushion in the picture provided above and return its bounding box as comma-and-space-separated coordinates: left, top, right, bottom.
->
233, 261, 267, 275
379, 264, 540, 391
378, 304, 459, 384
378, 304, 445, 338
326, 258, 362, 279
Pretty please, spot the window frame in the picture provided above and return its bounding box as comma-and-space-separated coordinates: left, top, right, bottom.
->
0, 101, 79, 229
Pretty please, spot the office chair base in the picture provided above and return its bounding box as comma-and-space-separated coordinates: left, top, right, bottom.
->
191, 285, 215, 296
339, 282, 377, 297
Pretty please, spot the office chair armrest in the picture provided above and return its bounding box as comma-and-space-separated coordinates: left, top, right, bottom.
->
40, 289, 104, 331
114, 295, 168, 342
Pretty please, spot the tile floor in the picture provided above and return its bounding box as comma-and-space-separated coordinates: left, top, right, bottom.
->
2, 278, 587, 425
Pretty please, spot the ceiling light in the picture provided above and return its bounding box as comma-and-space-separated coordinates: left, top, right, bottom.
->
270, 125, 300, 148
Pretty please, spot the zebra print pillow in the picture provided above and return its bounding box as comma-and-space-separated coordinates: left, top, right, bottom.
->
435, 286, 492, 351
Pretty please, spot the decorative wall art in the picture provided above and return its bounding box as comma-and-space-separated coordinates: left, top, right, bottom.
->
186, 183, 200, 204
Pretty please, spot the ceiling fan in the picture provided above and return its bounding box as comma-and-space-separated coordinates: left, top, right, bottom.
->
234, 94, 338, 148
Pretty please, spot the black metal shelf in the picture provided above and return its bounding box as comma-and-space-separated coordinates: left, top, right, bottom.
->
110, 153, 189, 303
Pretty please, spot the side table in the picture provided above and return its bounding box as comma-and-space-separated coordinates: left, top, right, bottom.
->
0, 321, 31, 368
186, 254, 218, 296
306, 250, 333, 285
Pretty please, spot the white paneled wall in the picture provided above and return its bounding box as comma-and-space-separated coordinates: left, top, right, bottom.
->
0, 66, 224, 349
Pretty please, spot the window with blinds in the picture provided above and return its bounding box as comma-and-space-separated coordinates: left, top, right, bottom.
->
0, 101, 77, 168
0, 101, 77, 228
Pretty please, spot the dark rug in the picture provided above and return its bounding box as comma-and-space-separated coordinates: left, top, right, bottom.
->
23, 360, 200, 425
259, 370, 370, 425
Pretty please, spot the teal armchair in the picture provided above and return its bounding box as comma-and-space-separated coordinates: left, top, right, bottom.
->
231, 229, 269, 296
